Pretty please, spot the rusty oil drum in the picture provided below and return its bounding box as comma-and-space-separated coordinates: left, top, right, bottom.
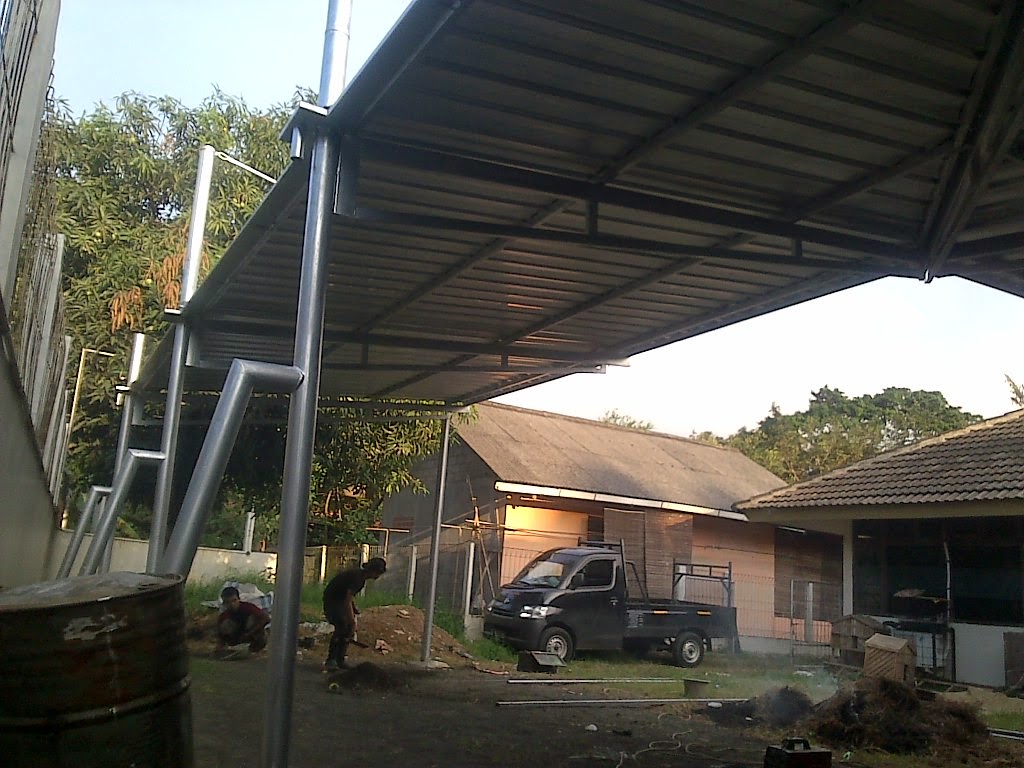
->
0, 571, 192, 767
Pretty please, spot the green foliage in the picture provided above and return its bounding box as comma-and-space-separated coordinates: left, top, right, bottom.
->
53, 90, 466, 551
54, 90, 302, 496
600, 408, 654, 430
724, 387, 981, 483
1007, 374, 1024, 408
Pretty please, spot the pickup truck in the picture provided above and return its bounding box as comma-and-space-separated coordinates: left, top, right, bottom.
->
483, 542, 737, 667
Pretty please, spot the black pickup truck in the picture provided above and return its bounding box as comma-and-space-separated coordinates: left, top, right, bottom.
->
484, 542, 737, 667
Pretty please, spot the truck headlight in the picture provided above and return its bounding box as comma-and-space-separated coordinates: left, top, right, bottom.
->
519, 605, 552, 619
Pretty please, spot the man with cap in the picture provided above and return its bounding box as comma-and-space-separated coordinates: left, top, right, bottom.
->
322, 557, 387, 670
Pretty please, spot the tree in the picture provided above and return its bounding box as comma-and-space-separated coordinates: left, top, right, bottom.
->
52, 91, 457, 546
600, 408, 654, 430
1007, 374, 1024, 408
54, 91, 300, 496
725, 387, 981, 484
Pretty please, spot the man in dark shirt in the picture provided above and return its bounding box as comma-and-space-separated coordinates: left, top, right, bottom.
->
322, 557, 387, 670
216, 586, 271, 656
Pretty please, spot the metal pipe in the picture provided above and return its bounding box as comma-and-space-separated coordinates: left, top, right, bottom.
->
148, 145, 216, 574
496, 698, 749, 707
318, 0, 352, 107
160, 359, 302, 577
80, 450, 164, 575
66, 348, 115, 440
114, 333, 147, 475
420, 415, 452, 663
505, 684, 684, 688
260, 128, 339, 768
56, 485, 110, 578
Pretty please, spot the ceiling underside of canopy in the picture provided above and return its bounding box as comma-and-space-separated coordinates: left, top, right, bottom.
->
138, 0, 1024, 405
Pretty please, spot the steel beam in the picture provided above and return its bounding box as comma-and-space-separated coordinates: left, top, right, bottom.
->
160, 359, 302, 576
922, 1, 1024, 277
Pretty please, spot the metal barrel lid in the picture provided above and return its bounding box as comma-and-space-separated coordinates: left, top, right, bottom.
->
0, 571, 183, 612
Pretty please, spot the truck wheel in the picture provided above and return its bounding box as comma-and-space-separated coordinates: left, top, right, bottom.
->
539, 627, 574, 662
672, 632, 705, 667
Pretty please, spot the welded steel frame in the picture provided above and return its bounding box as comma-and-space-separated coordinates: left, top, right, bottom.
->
56, 484, 110, 578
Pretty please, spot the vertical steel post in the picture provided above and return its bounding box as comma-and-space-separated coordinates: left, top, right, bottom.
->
263, 3, 350, 763
56, 485, 110, 578
260, 128, 339, 768
420, 415, 452, 663
804, 582, 815, 643
406, 544, 417, 602
149, 144, 215, 573
463, 540, 475, 619
319, 0, 352, 106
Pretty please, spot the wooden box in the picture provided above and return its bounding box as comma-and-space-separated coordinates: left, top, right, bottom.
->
864, 633, 916, 684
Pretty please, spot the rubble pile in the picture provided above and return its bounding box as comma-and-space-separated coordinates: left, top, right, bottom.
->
809, 677, 988, 754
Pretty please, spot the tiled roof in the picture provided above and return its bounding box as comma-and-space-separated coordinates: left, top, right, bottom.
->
737, 410, 1024, 511
461, 403, 785, 512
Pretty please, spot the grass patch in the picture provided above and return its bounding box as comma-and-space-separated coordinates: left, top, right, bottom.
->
983, 710, 1024, 731
465, 636, 516, 663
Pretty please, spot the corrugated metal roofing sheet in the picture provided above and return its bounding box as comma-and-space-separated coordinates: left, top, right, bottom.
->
462, 402, 786, 511
138, 0, 1024, 404
737, 409, 1024, 509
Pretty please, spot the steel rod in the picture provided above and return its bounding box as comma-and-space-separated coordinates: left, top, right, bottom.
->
495, 698, 749, 707
80, 450, 164, 575
507, 684, 684, 688
420, 414, 451, 663
149, 144, 215, 574
56, 485, 110, 578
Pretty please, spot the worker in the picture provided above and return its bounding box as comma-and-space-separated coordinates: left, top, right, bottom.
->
322, 557, 387, 670
216, 585, 271, 656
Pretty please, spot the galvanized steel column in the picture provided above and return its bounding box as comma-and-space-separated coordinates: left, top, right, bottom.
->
420, 415, 452, 663
148, 144, 215, 573
260, 128, 339, 768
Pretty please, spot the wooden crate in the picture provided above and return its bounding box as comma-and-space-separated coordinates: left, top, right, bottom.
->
831, 614, 887, 666
864, 633, 916, 684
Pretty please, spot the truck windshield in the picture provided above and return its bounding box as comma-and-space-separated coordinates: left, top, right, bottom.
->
509, 551, 582, 588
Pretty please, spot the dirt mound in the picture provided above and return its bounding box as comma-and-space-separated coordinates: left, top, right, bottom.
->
808, 677, 988, 754
326, 662, 400, 692
188, 603, 481, 669
706, 686, 813, 728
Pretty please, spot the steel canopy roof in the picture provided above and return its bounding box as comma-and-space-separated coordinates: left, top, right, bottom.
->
138, 0, 1024, 406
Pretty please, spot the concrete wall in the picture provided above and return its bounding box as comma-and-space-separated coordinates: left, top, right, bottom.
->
0, 0, 64, 589
50, 529, 277, 585
0, 356, 61, 587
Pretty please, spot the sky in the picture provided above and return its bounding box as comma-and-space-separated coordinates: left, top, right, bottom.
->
54, 1, 1024, 438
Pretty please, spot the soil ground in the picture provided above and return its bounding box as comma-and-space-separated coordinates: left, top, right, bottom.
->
187, 606, 1024, 768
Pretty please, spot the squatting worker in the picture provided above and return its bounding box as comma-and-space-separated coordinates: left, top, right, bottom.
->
217, 586, 271, 655
322, 557, 387, 670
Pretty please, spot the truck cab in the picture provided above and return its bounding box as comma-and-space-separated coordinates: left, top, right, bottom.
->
484, 547, 626, 662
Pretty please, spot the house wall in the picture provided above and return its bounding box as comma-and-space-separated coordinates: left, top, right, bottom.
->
501, 505, 586, 583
